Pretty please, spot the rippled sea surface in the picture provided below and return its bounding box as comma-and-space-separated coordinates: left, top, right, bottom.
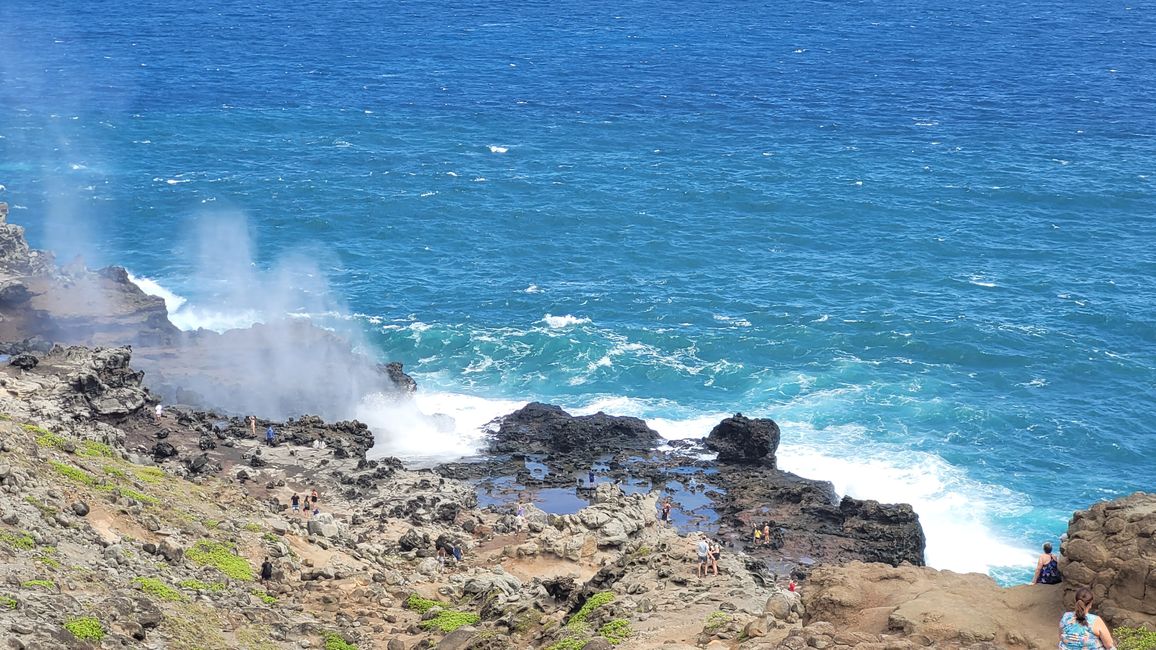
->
2, 0, 1154, 582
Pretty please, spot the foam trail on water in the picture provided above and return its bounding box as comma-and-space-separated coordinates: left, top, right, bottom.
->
542, 313, 591, 328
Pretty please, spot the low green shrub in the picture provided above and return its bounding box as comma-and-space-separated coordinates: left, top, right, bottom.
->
599, 619, 632, 644
243, 522, 262, 533
405, 594, 446, 613
419, 610, 480, 633
253, 589, 277, 604
26, 424, 64, 448
36, 555, 61, 569
323, 632, 358, 650
178, 579, 226, 592
704, 610, 731, 633
103, 466, 128, 479
118, 487, 159, 505
133, 466, 166, 484
21, 579, 54, 589
133, 577, 184, 601
1117, 627, 1156, 650
65, 616, 105, 641
566, 591, 614, 631
0, 531, 35, 550
78, 440, 117, 458
49, 461, 100, 487
0, 595, 16, 610
546, 637, 586, 650
186, 540, 254, 580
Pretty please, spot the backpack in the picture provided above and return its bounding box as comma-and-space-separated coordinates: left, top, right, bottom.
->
1040, 555, 1063, 584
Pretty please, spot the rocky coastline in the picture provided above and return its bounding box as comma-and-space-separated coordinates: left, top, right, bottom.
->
0, 201, 1153, 649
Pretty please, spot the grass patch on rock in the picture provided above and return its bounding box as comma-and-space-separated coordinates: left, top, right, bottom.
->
186, 540, 254, 580
36, 555, 62, 569
599, 619, 632, 644
65, 616, 105, 642
567, 591, 615, 631
103, 466, 128, 479
405, 594, 447, 613
323, 632, 358, 650
26, 424, 64, 448
117, 486, 159, 505
1118, 627, 1156, 650
133, 466, 166, 484
21, 579, 54, 589
419, 609, 481, 633
546, 637, 587, 650
78, 440, 117, 458
0, 595, 17, 610
0, 530, 36, 550
49, 460, 102, 487
133, 576, 184, 601
252, 589, 277, 604
703, 610, 731, 633
178, 578, 225, 592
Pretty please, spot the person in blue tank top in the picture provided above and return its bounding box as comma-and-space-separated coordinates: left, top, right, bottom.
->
1033, 541, 1063, 584
1059, 587, 1115, 650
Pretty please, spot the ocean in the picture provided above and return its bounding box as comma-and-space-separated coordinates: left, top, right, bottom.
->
1, 0, 1153, 584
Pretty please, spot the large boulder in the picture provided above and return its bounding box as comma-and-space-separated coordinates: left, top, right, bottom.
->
487, 402, 661, 456
1061, 492, 1156, 628
704, 413, 780, 466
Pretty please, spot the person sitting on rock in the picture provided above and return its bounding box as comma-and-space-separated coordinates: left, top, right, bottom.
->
695, 535, 710, 577
1032, 541, 1063, 584
1059, 587, 1115, 650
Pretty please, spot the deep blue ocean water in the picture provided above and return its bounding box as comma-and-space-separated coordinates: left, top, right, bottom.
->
2, 0, 1154, 582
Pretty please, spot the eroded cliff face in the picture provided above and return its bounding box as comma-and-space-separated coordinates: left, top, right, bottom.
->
1062, 492, 1156, 629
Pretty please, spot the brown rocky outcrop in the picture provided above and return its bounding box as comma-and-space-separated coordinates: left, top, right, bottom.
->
1061, 491, 1156, 628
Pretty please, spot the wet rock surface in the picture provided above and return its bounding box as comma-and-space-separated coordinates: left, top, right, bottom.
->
487, 402, 662, 456
704, 412, 780, 466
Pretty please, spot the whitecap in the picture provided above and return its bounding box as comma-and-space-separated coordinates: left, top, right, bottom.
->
420, 191, 437, 197
333, 140, 352, 148
813, 314, 830, 323
523, 284, 543, 294
968, 274, 997, 288
542, 313, 591, 328
472, 177, 487, 182
446, 171, 459, 177
488, 145, 508, 154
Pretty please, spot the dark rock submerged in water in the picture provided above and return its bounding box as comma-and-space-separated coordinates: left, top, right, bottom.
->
704, 413, 780, 466
487, 402, 662, 455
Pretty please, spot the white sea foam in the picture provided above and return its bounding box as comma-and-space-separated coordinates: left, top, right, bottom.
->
488, 145, 508, 154
968, 274, 997, 288
542, 313, 591, 328
359, 390, 525, 462
523, 284, 543, 294
127, 272, 264, 332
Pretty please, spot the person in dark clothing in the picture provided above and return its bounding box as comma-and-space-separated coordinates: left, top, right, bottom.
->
290, 494, 301, 513
260, 557, 274, 583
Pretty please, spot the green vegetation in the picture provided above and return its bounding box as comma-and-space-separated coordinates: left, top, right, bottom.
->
243, 522, 262, 533
262, 532, 280, 544
0, 595, 16, 610
24, 496, 58, 516
0, 530, 36, 550
253, 589, 277, 604
186, 540, 254, 580
546, 638, 586, 650
1118, 627, 1156, 650
78, 440, 117, 458
36, 555, 62, 569
49, 460, 101, 487
103, 465, 128, 479
567, 591, 615, 630
323, 632, 358, 650
118, 486, 159, 505
405, 594, 447, 613
26, 424, 65, 448
21, 580, 54, 589
204, 519, 220, 529
419, 610, 481, 633
598, 619, 632, 645
704, 610, 731, 633
133, 577, 184, 601
65, 616, 106, 642
133, 466, 166, 484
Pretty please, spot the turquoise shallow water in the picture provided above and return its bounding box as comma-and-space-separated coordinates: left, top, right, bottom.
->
1, 0, 1154, 582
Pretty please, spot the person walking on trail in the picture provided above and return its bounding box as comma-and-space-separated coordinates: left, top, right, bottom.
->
695, 535, 710, 577
1032, 541, 1063, 584
260, 557, 274, 583
265, 425, 276, 447
1059, 587, 1115, 650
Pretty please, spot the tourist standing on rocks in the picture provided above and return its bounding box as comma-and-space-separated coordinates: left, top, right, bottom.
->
260, 557, 274, 583
695, 534, 711, 577
762, 522, 771, 545
708, 539, 721, 576
248, 416, 257, 438
154, 403, 163, 420
588, 468, 595, 485
1032, 541, 1063, 584
265, 425, 276, 446
1059, 587, 1115, 650
661, 499, 672, 525
291, 494, 301, 513
310, 488, 319, 508
753, 525, 762, 544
